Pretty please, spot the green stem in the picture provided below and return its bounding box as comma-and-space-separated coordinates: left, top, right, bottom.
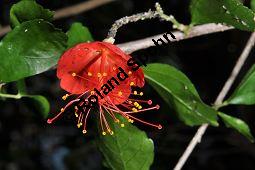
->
213, 101, 229, 110
0, 93, 22, 99
155, 3, 190, 34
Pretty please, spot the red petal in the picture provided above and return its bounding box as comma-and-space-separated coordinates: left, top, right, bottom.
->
57, 42, 101, 79
60, 74, 87, 94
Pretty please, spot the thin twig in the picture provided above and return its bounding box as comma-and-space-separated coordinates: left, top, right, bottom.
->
44, 23, 233, 71
105, 3, 186, 43
0, 0, 115, 37
215, 32, 255, 105
53, 0, 115, 20
118, 23, 233, 54
173, 31, 255, 170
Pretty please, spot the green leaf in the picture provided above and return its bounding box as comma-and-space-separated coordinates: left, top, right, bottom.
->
26, 95, 50, 118
190, 0, 255, 31
16, 79, 49, 118
10, 0, 53, 27
226, 65, 255, 105
0, 92, 50, 118
67, 22, 94, 48
97, 115, 154, 170
144, 63, 218, 126
0, 19, 67, 83
218, 112, 254, 142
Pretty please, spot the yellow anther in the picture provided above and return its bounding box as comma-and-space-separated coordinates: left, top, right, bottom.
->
134, 102, 139, 107
130, 82, 135, 86
88, 72, 92, 76
140, 92, 143, 96
134, 91, 137, 95
91, 91, 95, 95
94, 50, 102, 55
132, 108, 138, 112
113, 67, 116, 70
102, 132, 106, 135
138, 106, 142, 109
72, 72, 76, 77
74, 106, 78, 110
118, 91, 122, 96
77, 124, 81, 128
103, 72, 107, 76
128, 119, 132, 122
120, 123, 125, 127
110, 131, 114, 135
75, 113, 78, 117
61, 108, 64, 112
115, 119, 120, 123
62, 94, 69, 100
128, 71, 132, 75
97, 73, 102, 77
82, 130, 87, 134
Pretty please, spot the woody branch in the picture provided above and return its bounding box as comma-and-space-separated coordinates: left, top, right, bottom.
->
173, 32, 255, 170
118, 23, 232, 54
105, 2, 232, 50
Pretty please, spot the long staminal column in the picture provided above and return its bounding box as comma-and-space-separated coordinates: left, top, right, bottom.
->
126, 114, 162, 129
47, 98, 80, 124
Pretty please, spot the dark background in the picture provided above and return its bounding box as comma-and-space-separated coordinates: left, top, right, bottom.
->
1, 0, 255, 170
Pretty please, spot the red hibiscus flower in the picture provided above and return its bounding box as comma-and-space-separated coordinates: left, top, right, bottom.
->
47, 41, 162, 135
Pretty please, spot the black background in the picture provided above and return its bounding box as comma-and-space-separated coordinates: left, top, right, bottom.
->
0, 0, 255, 170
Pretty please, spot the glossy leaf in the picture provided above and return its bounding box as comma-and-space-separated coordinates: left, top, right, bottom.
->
144, 63, 218, 126
27, 95, 50, 118
218, 112, 254, 142
0, 93, 50, 118
190, 0, 255, 31
16, 80, 50, 118
226, 65, 255, 105
67, 22, 94, 48
10, 0, 53, 27
0, 19, 67, 83
97, 115, 154, 170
